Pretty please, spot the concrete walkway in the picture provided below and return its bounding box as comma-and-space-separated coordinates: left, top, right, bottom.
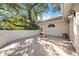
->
0, 35, 78, 56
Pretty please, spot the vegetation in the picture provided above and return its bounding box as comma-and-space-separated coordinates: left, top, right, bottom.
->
0, 3, 61, 30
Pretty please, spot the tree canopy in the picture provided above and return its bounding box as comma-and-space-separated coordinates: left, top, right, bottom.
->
0, 3, 61, 30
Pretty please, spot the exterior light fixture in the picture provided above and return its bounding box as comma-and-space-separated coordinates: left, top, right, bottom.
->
68, 15, 74, 19
68, 10, 75, 19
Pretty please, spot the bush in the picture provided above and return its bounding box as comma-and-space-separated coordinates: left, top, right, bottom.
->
25, 24, 40, 30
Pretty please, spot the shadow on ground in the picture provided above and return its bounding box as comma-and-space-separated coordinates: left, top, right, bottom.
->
0, 35, 78, 56
41, 36, 77, 56
0, 36, 47, 56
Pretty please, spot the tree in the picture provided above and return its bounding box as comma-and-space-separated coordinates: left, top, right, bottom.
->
0, 3, 61, 30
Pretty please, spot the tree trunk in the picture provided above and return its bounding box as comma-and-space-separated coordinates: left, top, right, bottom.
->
28, 7, 35, 24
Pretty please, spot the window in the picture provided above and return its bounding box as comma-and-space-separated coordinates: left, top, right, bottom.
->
48, 24, 55, 28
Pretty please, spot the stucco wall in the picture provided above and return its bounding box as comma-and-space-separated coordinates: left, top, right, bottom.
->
70, 4, 79, 54
40, 20, 69, 37
0, 30, 40, 48
73, 4, 79, 12
69, 17, 77, 48
74, 12, 79, 54
63, 4, 72, 19
62, 3, 79, 54
69, 11, 79, 55
77, 27, 79, 54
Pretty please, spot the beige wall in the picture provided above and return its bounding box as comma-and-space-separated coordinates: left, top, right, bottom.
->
74, 12, 79, 54
63, 4, 72, 19
63, 3, 79, 54
0, 30, 40, 48
69, 4, 79, 54
69, 17, 77, 48
73, 4, 79, 12
40, 20, 69, 37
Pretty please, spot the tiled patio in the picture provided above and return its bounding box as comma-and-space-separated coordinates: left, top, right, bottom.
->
0, 35, 78, 56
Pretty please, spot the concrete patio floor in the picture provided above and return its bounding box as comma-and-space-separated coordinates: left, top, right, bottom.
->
0, 35, 78, 56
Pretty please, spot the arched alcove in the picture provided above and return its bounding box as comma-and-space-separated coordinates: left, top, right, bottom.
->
48, 24, 55, 28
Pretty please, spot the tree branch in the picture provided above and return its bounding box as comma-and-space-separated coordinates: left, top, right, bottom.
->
7, 20, 30, 27
32, 3, 38, 7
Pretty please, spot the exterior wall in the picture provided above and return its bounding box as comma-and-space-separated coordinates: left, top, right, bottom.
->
73, 4, 79, 12
69, 17, 77, 49
40, 20, 69, 37
63, 4, 72, 19
0, 30, 40, 48
70, 4, 79, 54
74, 12, 79, 54
63, 3, 79, 54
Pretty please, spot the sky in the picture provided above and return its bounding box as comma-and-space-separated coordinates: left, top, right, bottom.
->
41, 4, 62, 20
0, 4, 62, 21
